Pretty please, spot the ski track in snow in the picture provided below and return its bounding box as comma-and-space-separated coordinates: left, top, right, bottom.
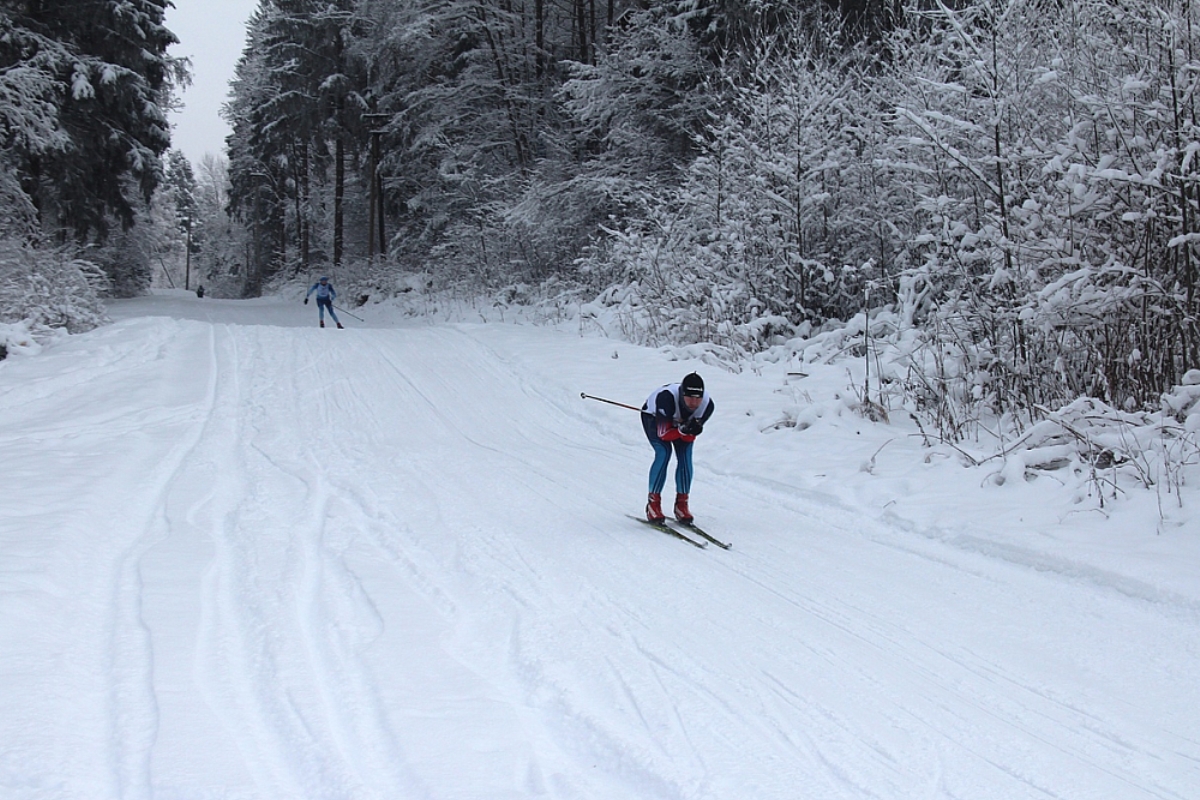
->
0, 296, 1197, 799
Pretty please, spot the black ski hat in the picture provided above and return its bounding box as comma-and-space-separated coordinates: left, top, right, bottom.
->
681, 372, 705, 397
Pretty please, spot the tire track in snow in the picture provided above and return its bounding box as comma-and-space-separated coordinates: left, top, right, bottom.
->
714, 462, 1200, 618
1, 319, 226, 798
673, 478, 1200, 799
265, 333, 439, 798
13, 310, 1195, 799
349, 328, 950, 798
107, 321, 227, 800
187, 323, 571, 796
294, 328, 589, 797
188, 326, 435, 799
442, 323, 1200, 800
289, 327, 727, 798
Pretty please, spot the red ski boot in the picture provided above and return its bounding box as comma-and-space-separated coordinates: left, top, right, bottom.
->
673, 493, 693, 524
646, 493, 666, 523
336, 322, 344, 329
320, 320, 325, 328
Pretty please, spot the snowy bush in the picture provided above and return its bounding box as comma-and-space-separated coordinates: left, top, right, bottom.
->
0, 164, 38, 239
573, 9, 890, 348
773, 314, 1200, 511
0, 239, 109, 338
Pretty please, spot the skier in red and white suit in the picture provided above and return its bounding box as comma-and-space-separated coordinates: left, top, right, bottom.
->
640, 372, 714, 523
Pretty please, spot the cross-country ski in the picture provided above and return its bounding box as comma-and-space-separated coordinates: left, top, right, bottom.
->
627, 514, 707, 548
674, 520, 731, 549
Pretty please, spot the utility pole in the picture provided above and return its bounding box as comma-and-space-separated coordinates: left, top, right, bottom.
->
184, 217, 192, 291
363, 112, 389, 262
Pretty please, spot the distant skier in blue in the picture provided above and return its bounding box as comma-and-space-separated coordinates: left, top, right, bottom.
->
304, 276, 343, 328
641, 372, 714, 524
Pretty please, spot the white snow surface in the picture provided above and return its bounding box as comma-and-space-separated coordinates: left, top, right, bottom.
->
1, 290, 1197, 799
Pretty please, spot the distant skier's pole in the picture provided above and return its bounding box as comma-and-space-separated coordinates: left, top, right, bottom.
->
580, 392, 640, 412
334, 303, 364, 321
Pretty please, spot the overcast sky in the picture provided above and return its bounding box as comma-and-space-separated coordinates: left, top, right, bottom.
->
166, 0, 259, 168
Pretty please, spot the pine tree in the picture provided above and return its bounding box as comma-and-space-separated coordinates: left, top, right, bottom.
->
164, 150, 199, 288
225, 0, 369, 286
4, 0, 182, 240
0, 4, 69, 236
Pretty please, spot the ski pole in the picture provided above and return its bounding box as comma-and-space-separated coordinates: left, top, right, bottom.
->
334, 303, 365, 322
580, 392, 641, 412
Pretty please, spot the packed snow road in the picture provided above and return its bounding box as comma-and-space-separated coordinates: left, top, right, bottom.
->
0, 294, 1196, 799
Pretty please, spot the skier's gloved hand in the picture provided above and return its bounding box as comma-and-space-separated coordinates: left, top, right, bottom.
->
681, 420, 703, 436
660, 426, 683, 442
304, 297, 309, 304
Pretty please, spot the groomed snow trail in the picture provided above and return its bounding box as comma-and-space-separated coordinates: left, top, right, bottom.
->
1, 296, 1196, 800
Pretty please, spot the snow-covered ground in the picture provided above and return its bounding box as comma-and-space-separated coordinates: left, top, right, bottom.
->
1, 290, 1197, 799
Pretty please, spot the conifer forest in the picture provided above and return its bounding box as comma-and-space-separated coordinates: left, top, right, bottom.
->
4, 0, 1200, 449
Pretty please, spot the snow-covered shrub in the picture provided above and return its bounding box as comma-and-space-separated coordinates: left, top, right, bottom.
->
0, 164, 38, 239
0, 320, 44, 359
577, 9, 892, 347
1163, 370, 1200, 432
862, 0, 1200, 441
975, 396, 1199, 511
0, 239, 109, 335
86, 220, 157, 298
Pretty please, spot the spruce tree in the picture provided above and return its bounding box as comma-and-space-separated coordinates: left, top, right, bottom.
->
5, 0, 180, 240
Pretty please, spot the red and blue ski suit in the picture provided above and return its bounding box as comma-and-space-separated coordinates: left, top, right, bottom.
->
641, 383, 714, 495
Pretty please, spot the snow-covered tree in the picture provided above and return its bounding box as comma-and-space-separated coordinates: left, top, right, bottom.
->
225, 0, 371, 291
574, 8, 884, 348
0, 6, 69, 237
161, 150, 199, 288
877, 0, 1200, 427
2, 0, 182, 240
189, 154, 248, 297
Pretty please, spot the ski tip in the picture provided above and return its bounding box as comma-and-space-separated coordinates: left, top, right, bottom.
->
675, 521, 732, 549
